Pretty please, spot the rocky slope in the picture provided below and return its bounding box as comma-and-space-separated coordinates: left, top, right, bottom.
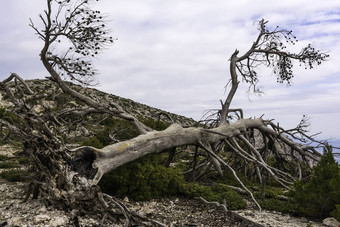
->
0, 179, 327, 227
0, 145, 329, 227
22, 79, 196, 127
0, 80, 337, 226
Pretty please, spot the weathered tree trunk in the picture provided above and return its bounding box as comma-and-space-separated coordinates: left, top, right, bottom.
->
73, 119, 264, 183
1, 9, 330, 224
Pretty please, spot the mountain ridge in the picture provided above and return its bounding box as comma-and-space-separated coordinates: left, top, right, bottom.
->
1, 79, 196, 127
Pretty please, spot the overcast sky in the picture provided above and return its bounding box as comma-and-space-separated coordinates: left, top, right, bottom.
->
1, 0, 340, 147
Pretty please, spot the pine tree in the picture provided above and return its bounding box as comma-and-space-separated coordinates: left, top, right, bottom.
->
289, 145, 340, 218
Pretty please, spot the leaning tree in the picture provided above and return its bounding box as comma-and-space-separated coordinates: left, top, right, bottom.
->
0, 0, 331, 225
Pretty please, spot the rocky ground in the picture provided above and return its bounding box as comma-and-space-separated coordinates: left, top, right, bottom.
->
128, 197, 327, 227
0, 181, 243, 226
0, 145, 336, 227
0, 180, 329, 227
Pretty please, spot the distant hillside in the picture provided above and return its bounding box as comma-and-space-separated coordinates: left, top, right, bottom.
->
1, 79, 196, 127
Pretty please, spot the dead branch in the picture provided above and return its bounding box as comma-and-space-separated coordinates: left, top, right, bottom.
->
197, 141, 262, 211
0, 6, 332, 225
219, 19, 328, 124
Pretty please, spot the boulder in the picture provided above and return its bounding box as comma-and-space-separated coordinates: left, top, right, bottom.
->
322, 217, 340, 227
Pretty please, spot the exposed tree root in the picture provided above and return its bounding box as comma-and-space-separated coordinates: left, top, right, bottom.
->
0, 6, 331, 225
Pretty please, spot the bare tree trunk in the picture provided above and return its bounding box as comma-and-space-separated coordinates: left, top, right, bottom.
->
220, 50, 239, 125
1, 12, 329, 224
75, 119, 263, 183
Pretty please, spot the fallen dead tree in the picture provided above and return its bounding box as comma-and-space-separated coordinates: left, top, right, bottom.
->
0, 0, 331, 225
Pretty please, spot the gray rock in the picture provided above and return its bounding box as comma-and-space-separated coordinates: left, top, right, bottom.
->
123, 196, 129, 203
49, 216, 68, 226
34, 214, 51, 223
37, 206, 47, 213
322, 217, 340, 227
7, 216, 24, 226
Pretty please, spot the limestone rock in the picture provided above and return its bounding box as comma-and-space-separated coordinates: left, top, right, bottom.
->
323, 217, 340, 227
123, 196, 129, 203
49, 216, 68, 226
7, 217, 24, 226
34, 214, 51, 223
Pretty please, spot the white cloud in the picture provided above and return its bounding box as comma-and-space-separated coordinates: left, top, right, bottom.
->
1, 0, 340, 144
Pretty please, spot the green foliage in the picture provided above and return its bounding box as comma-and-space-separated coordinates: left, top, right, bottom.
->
99, 117, 139, 142
0, 161, 17, 169
0, 169, 30, 182
99, 154, 186, 201
0, 108, 21, 125
94, 117, 169, 147
331, 204, 340, 221
263, 187, 279, 199
53, 93, 72, 107
288, 145, 340, 218
253, 186, 284, 200
99, 154, 247, 209
80, 136, 103, 149
260, 198, 295, 213
99, 116, 116, 128
219, 170, 246, 187
0, 155, 9, 161
95, 128, 113, 146
16, 156, 29, 165
140, 117, 169, 131
184, 183, 247, 210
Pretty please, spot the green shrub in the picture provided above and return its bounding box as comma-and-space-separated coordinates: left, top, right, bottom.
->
99, 117, 139, 142
0, 161, 17, 169
0, 169, 30, 182
218, 169, 249, 187
16, 156, 29, 165
141, 117, 169, 131
95, 128, 113, 146
184, 183, 247, 210
99, 154, 186, 201
253, 186, 284, 200
331, 204, 340, 221
0, 155, 9, 161
99, 117, 116, 127
266, 187, 283, 198
288, 145, 340, 218
260, 198, 295, 213
95, 117, 169, 147
0, 108, 21, 124
80, 137, 103, 149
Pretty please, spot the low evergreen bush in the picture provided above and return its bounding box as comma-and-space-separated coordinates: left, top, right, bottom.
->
0, 155, 9, 161
185, 183, 247, 210
0, 169, 30, 182
288, 145, 340, 219
140, 117, 169, 131
331, 204, 340, 221
80, 136, 103, 149
99, 117, 139, 142
0, 161, 17, 169
99, 154, 186, 201
259, 198, 295, 213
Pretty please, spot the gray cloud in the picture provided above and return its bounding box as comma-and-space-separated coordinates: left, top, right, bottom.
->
1, 0, 340, 142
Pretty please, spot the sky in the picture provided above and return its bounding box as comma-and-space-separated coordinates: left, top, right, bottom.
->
0, 0, 340, 148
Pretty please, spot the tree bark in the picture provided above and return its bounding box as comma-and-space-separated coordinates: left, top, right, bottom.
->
220, 50, 239, 125
1, 13, 329, 224
70, 118, 268, 183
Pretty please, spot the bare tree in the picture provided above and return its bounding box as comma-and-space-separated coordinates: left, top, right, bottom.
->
0, 0, 331, 225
